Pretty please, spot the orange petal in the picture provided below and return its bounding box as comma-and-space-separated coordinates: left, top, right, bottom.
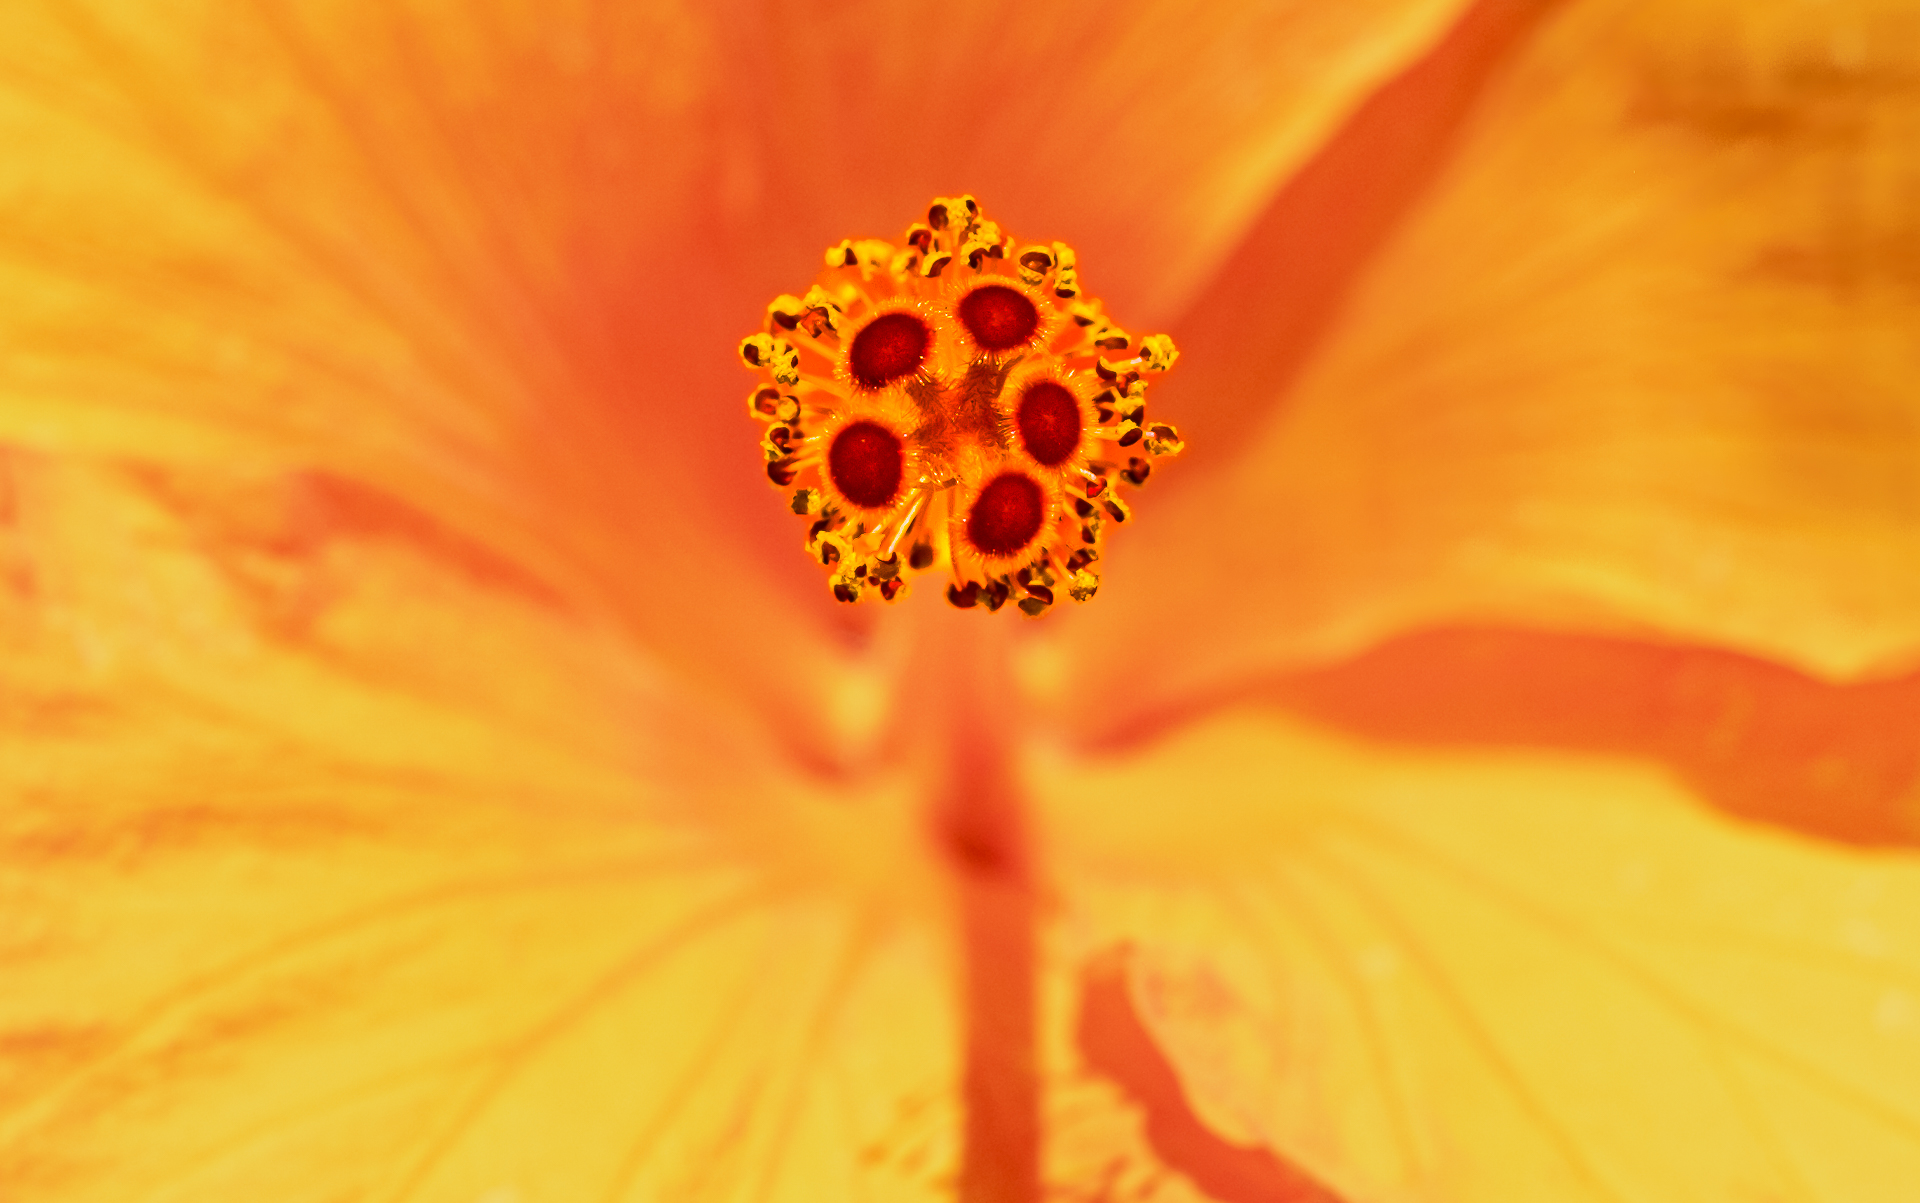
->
1036, 705, 1920, 1202
1092, 0, 1920, 708
735, 0, 1484, 325
0, 0, 1483, 684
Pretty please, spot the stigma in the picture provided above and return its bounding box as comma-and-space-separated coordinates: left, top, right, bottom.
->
739, 196, 1183, 616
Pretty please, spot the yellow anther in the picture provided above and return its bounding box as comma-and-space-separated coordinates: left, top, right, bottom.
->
762, 423, 801, 461
1145, 423, 1185, 458
829, 238, 898, 278
920, 250, 953, 278
789, 488, 825, 516
1017, 594, 1052, 617
739, 334, 802, 386
857, 239, 896, 271
800, 285, 845, 335
1016, 246, 1055, 286
830, 566, 866, 603
928, 194, 980, 231
766, 294, 808, 332
1065, 298, 1103, 327
1068, 569, 1100, 602
1050, 242, 1080, 298
1080, 315, 1129, 351
960, 219, 1007, 269
747, 385, 785, 421
810, 527, 853, 567
1137, 333, 1179, 372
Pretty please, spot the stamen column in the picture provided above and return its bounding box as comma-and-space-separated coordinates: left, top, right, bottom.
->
920, 612, 1040, 1202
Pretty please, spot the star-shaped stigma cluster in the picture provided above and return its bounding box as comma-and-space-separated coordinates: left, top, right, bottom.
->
739, 196, 1183, 616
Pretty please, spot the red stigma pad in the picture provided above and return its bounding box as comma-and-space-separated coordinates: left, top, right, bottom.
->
828, 421, 907, 508
967, 472, 1045, 556
958, 285, 1039, 352
849, 312, 931, 389
1015, 381, 1083, 467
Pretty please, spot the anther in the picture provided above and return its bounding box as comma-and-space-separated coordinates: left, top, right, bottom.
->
739, 334, 801, 386
1137, 333, 1180, 372
766, 294, 807, 331
747, 385, 786, 421
762, 428, 797, 462
1050, 243, 1080, 298
1016, 247, 1055, 286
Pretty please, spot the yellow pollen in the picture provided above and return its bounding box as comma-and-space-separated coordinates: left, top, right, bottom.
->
738, 195, 1183, 614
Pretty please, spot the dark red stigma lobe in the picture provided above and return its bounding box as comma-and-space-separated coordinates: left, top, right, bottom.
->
958, 285, 1039, 352
828, 421, 906, 508
1014, 381, 1082, 467
849, 312, 931, 389
967, 472, 1045, 556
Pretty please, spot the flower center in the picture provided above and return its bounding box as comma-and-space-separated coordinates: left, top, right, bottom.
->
966, 472, 1045, 557
739, 195, 1185, 614
848, 311, 931, 389
1013, 381, 1082, 467
827, 421, 906, 509
958, 284, 1039, 352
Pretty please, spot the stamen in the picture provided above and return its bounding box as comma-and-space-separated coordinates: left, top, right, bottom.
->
738, 198, 1184, 613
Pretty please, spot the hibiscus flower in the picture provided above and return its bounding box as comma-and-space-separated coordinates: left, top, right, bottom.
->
3, 0, 1919, 1200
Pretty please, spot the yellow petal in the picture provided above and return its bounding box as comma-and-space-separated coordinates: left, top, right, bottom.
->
1101, 0, 1920, 701
1037, 705, 1920, 1201
0, 452, 962, 1198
